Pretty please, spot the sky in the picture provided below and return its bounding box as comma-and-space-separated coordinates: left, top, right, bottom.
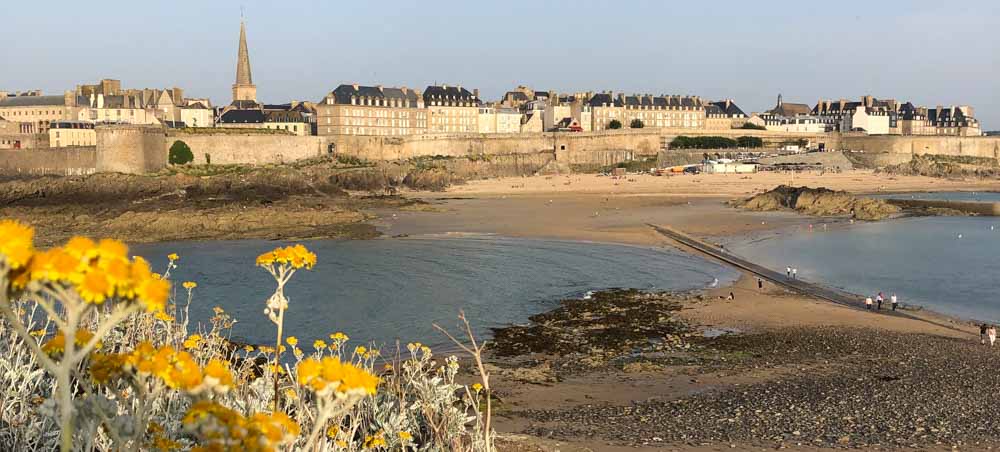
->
2, 0, 998, 128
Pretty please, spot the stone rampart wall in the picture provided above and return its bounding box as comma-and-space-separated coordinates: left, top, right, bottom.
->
836, 135, 1000, 159
0, 147, 97, 176
165, 133, 326, 165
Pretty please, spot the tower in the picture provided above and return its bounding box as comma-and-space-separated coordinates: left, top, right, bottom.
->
777, 93, 783, 108
232, 20, 257, 103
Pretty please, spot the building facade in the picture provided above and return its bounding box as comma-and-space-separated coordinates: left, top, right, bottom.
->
48, 121, 96, 147
315, 84, 426, 136
587, 92, 706, 131
424, 85, 480, 134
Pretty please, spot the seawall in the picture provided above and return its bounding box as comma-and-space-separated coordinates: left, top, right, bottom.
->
165, 133, 326, 165
0, 147, 97, 176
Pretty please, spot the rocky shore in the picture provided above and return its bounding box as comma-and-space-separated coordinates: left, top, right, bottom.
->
0, 161, 425, 245
732, 185, 901, 220
489, 286, 995, 450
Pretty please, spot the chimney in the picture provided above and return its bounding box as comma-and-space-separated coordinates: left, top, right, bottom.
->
377, 84, 383, 92
401, 86, 408, 94
473, 88, 480, 98
352, 83, 359, 91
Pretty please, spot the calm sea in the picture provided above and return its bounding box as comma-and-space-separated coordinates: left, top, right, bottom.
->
132, 236, 736, 349
731, 195, 1000, 322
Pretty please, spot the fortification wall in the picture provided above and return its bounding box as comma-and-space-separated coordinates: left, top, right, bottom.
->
166, 133, 327, 165
837, 135, 1000, 159
0, 147, 97, 176
96, 126, 166, 174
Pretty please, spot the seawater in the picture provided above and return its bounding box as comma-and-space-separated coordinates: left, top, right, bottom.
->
132, 236, 737, 348
872, 191, 1000, 203
731, 209, 1000, 322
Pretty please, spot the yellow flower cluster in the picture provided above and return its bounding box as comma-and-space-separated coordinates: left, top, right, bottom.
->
90, 342, 235, 394
296, 357, 380, 397
0, 222, 171, 313
183, 400, 299, 452
0, 220, 34, 269
183, 334, 203, 349
42, 329, 100, 357
364, 431, 387, 449
182, 281, 197, 289
255, 244, 317, 269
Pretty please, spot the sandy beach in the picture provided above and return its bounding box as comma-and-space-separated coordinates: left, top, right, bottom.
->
381, 170, 1000, 451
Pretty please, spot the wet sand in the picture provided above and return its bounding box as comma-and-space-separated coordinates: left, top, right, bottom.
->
382, 170, 997, 451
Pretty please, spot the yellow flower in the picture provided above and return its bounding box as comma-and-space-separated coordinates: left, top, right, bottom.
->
354, 346, 367, 356
243, 345, 255, 352
296, 356, 380, 396
286, 336, 298, 347
284, 388, 298, 400
154, 311, 175, 322
256, 244, 317, 270
182, 281, 197, 289
202, 359, 234, 392
29, 329, 46, 337
329, 332, 349, 342
364, 432, 387, 449
63, 236, 96, 260
77, 269, 113, 304
42, 329, 100, 357
183, 334, 202, 349
399, 431, 413, 442
90, 352, 128, 384
136, 277, 170, 313
97, 239, 128, 261
167, 253, 179, 261
0, 220, 35, 269
326, 425, 340, 438
313, 339, 327, 350
472, 383, 483, 393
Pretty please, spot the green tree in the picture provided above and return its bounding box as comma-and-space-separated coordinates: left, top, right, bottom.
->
168, 140, 194, 165
608, 119, 623, 130
739, 123, 767, 130
630, 119, 644, 129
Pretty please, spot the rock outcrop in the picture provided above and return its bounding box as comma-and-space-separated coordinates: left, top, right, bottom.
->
734, 185, 900, 220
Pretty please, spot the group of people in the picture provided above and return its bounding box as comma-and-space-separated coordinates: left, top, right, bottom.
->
981, 324, 998, 346
864, 291, 899, 311
785, 267, 798, 280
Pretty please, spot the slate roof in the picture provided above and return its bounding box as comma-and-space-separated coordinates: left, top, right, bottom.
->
326, 84, 420, 105
928, 108, 975, 126
229, 99, 262, 110
218, 109, 265, 124
770, 102, 812, 116
586, 93, 623, 107
265, 110, 307, 123
710, 101, 747, 117
899, 102, 923, 120
184, 101, 211, 110
423, 85, 480, 105
0, 95, 66, 107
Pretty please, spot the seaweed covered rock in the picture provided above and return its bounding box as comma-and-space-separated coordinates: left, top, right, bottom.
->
734, 185, 900, 220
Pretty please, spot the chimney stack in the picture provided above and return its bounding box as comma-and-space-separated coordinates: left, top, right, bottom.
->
377, 84, 383, 92
473, 88, 480, 98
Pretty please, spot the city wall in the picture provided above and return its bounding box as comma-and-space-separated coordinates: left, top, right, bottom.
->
835, 135, 1000, 159
96, 126, 166, 173
0, 146, 96, 176
165, 133, 326, 165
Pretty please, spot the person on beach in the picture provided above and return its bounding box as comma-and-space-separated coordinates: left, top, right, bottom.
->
757, 277, 764, 290
989, 325, 997, 347
981, 324, 989, 345
792, 268, 798, 280
786, 267, 791, 279
728, 292, 735, 300
865, 296, 873, 310
890, 293, 898, 311
876, 292, 884, 310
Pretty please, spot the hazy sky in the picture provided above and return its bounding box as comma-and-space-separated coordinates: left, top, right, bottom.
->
3, 0, 998, 127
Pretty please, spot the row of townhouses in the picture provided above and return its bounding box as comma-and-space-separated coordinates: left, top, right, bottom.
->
0, 21, 983, 150
753, 94, 981, 136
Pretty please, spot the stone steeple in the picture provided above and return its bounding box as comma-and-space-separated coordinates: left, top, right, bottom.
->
232, 20, 257, 103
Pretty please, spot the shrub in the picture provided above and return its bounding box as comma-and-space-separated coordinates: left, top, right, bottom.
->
0, 220, 494, 451
608, 119, 623, 130
168, 140, 194, 165
670, 136, 737, 149
739, 123, 767, 130
630, 119, 644, 129
737, 136, 764, 148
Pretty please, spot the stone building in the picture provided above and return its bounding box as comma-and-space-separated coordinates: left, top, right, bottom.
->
587, 92, 706, 131
424, 85, 481, 133
232, 20, 257, 104
48, 121, 96, 147
766, 94, 812, 117
0, 93, 76, 134
477, 105, 522, 134
315, 84, 426, 136
927, 106, 980, 136
705, 99, 748, 129
217, 109, 310, 135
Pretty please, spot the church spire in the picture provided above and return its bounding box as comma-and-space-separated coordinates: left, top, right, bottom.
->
232, 19, 257, 103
